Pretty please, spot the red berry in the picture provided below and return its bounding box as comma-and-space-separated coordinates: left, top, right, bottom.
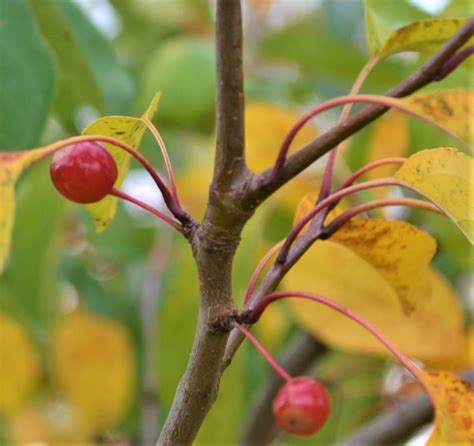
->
50, 141, 118, 204
273, 377, 331, 436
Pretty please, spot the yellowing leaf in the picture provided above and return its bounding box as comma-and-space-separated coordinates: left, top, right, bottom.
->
284, 241, 467, 365
52, 308, 135, 431
0, 313, 41, 413
292, 194, 436, 312
332, 219, 436, 312
403, 91, 474, 146
367, 111, 409, 181
245, 101, 318, 172
377, 18, 473, 57
423, 371, 474, 445
84, 92, 161, 232
393, 148, 474, 243
0, 147, 55, 272
8, 400, 92, 445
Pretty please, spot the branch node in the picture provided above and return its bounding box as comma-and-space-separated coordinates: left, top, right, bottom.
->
208, 304, 240, 334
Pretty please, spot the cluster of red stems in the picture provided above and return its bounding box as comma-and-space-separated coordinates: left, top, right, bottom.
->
48, 92, 448, 436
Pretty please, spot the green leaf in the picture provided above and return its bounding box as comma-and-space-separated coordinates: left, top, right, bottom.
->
3, 164, 64, 327
375, 18, 472, 58
393, 148, 474, 243
138, 38, 216, 131
28, 0, 104, 112
0, 0, 56, 150
365, 0, 474, 59
55, 0, 133, 114
365, 0, 430, 54
259, 12, 406, 90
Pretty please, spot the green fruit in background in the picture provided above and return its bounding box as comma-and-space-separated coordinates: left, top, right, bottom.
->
138, 38, 215, 131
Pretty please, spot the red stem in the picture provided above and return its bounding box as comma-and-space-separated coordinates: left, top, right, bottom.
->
319, 56, 381, 199
339, 157, 407, 189
142, 118, 179, 201
246, 291, 427, 388
232, 322, 291, 382
243, 240, 285, 305
271, 94, 470, 183
109, 188, 183, 232
324, 198, 443, 236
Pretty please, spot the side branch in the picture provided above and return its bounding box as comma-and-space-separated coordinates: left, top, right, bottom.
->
248, 17, 474, 204
213, 0, 247, 190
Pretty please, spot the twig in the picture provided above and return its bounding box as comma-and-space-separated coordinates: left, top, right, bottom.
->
239, 332, 327, 446
435, 45, 474, 81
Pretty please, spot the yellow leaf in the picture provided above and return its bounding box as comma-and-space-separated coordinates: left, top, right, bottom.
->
393, 147, 474, 243
0, 313, 41, 413
52, 308, 136, 431
377, 18, 473, 57
84, 92, 161, 232
423, 371, 474, 445
245, 101, 318, 172
367, 111, 410, 180
284, 241, 467, 365
0, 147, 55, 272
332, 219, 436, 312
8, 400, 93, 445
402, 90, 474, 146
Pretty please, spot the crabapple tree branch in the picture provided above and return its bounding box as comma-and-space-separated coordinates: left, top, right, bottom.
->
157, 10, 474, 446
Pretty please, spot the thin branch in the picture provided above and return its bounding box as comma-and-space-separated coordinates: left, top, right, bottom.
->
248, 17, 474, 204
435, 45, 474, 81
340, 369, 474, 446
240, 332, 327, 446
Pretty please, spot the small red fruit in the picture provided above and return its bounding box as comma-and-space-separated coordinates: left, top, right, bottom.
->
50, 141, 118, 204
273, 376, 331, 436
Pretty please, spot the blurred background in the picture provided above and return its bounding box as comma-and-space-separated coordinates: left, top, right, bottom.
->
0, 0, 472, 444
